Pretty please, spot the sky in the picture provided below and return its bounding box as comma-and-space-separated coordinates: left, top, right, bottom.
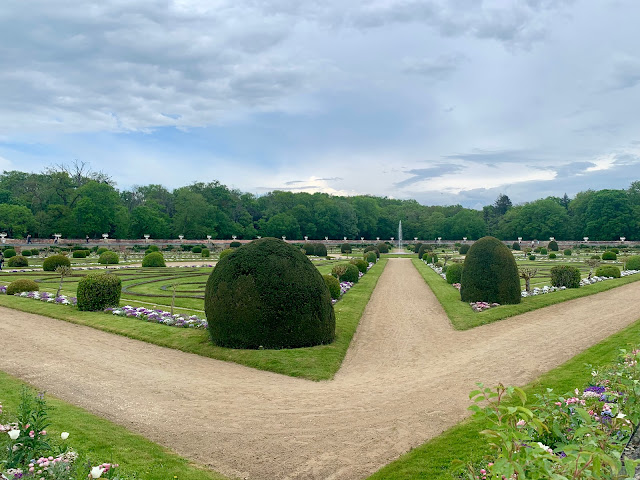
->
2, 0, 640, 209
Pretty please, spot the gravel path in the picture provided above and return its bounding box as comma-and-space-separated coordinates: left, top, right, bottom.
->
1, 258, 639, 480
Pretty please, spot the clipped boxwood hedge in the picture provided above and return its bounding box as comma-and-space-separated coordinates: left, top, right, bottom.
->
77, 273, 122, 311
218, 248, 234, 261
364, 251, 377, 264
595, 265, 621, 278
445, 263, 464, 284
350, 258, 368, 274
459, 244, 470, 255
7, 255, 29, 268
340, 243, 352, 254
376, 242, 389, 254
192, 246, 202, 253
96, 247, 109, 255
339, 263, 359, 283
314, 243, 328, 257
229, 241, 242, 248
364, 245, 380, 258
323, 274, 341, 300
3, 249, 16, 258
98, 251, 119, 265
201, 248, 210, 258
512, 242, 521, 251
627, 255, 640, 270
205, 237, 335, 349
6, 279, 39, 295
460, 236, 521, 304
550, 265, 581, 288
141, 251, 166, 267
601, 251, 617, 261
42, 254, 71, 271
72, 250, 87, 258
548, 240, 559, 251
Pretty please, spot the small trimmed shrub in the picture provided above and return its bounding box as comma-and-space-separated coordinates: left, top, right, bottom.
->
230, 241, 242, 248
540, 248, 547, 255
460, 236, 521, 305
417, 244, 432, 259
595, 265, 621, 278
147, 245, 160, 252
205, 237, 335, 349
192, 246, 202, 253
626, 256, 640, 270
591, 255, 601, 260
528, 255, 536, 261
364, 251, 377, 264
423, 252, 438, 264
350, 258, 368, 274
550, 265, 581, 288
181, 244, 192, 251
413, 243, 423, 256
314, 243, 328, 257
42, 254, 71, 271
549, 253, 557, 259
22, 250, 33, 257
323, 274, 341, 299
608, 248, 620, 254
340, 263, 360, 283
445, 263, 464, 284
364, 245, 380, 258
512, 242, 521, 251
6, 279, 39, 295
3, 249, 16, 258
219, 248, 234, 261
601, 251, 617, 261
548, 240, 559, 251
376, 242, 389, 254
201, 248, 210, 258
563, 249, 572, 256
340, 243, 352, 254
302, 243, 315, 255
77, 273, 122, 311
96, 247, 109, 255
72, 250, 87, 258
98, 251, 119, 265
141, 251, 166, 267
7, 255, 29, 268
459, 244, 470, 255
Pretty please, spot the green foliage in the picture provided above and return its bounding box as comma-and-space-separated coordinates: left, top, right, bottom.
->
191, 246, 202, 253
350, 258, 368, 274
42, 254, 71, 271
141, 251, 166, 267
364, 251, 377, 264
302, 242, 315, 255
376, 242, 389, 253
528, 254, 536, 261
204, 237, 335, 349
460, 236, 521, 304
423, 252, 439, 264
21, 249, 33, 257
547, 240, 558, 251
549, 253, 556, 259
323, 274, 341, 299
511, 242, 520, 250
413, 242, 423, 256
459, 244, 470, 255
595, 265, 621, 278
445, 263, 464, 284
340, 263, 360, 283
340, 243, 352, 254
626, 255, 640, 270
3, 248, 16, 258
7, 255, 28, 268
230, 241, 242, 248
6, 279, 39, 295
601, 251, 617, 261
77, 273, 122, 311
608, 247, 620, 254
539, 247, 547, 255
364, 245, 380, 258
72, 250, 87, 258
201, 248, 210, 257
563, 248, 572, 256
218, 248, 234, 260
417, 244, 432, 259
331, 264, 348, 279
591, 254, 601, 259
314, 243, 328, 257
96, 247, 109, 255
550, 265, 581, 288
98, 251, 119, 264
147, 244, 159, 252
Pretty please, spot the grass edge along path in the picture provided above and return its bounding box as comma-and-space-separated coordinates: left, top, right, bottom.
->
0, 259, 388, 381
411, 258, 640, 330
368, 316, 640, 480
0, 370, 229, 480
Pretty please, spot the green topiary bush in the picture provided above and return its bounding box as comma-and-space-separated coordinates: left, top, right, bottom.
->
413, 243, 423, 256
230, 241, 242, 248
423, 252, 438, 264
364, 245, 380, 258
595, 265, 621, 278
548, 240, 559, 251
72, 250, 87, 258
591, 254, 601, 260
626, 256, 640, 270
96, 247, 109, 255
340, 243, 352, 254
192, 246, 202, 253
339, 263, 359, 283
314, 243, 328, 257
417, 244, 432, 259
302, 243, 315, 255
459, 244, 470, 255
42, 254, 71, 271
77, 273, 122, 311
376, 242, 389, 254
460, 236, 521, 304
445, 263, 464, 284
549, 253, 557, 259
201, 248, 210, 258
512, 242, 521, 251
22, 250, 33, 257
219, 248, 234, 261
364, 251, 377, 264
601, 251, 617, 261
528, 255, 536, 261
98, 251, 119, 265
147, 245, 159, 252
563, 249, 572, 256
141, 251, 166, 267
6, 279, 39, 295
550, 265, 581, 288
204, 237, 335, 349
540, 248, 547, 255
350, 258, 368, 274
609, 248, 620, 254
3, 249, 16, 258
7, 255, 28, 268
323, 274, 341, 300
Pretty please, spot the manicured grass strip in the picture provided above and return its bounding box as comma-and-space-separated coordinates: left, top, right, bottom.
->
368, 316, 640, 480
0, 259, 388, 381
0, 370, 227, 480
412, 258, 640, 330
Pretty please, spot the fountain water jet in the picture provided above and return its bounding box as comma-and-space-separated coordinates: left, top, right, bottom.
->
398, 221, 402, 250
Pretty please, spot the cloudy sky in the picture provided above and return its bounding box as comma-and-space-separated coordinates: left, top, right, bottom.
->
2, 0, 640, 209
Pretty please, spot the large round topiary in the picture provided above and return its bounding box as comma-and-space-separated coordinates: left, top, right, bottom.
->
445, 263, 464, 284
201, 248, 210, 258
340, 243, 352, 254
417, 244, 432, 259
550, 265, 581, 288
192, 246, 203, 253
7, 255, 29, 268
627, 256, 640, 270
512, 242, 521, 251
6, 279, 39, 295
77, 273, 122, 311
96, 247, 109, 255
459, 244, 470, 255
3, 249, 16, 258
339, 263, 359, 283
323, 274, 341, 300
364, 251, 377, 264
147, 245, 160, 252
376, 242, 389, 254
460, 236, 521, 305
548, 240, 559, 251
302, 242, 315, 255
141, 251, 166, 267
364, 245, 380, 258
601, 251, 617, 261
205, 237, 335, 349
314, 243, 328, 257
98, 251, 119, 265
72, 250, 87, 258
350, 258, 368, 274
42, 254, 71, 272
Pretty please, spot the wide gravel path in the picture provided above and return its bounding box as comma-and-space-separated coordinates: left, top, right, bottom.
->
1, 258, 639, 479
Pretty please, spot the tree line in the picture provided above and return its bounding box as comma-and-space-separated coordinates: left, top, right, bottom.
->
0, 164, 638, 241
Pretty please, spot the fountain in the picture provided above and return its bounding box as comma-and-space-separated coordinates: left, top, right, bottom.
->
398, 221, 403, 250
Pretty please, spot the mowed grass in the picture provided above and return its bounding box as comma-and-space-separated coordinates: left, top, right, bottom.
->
0, 371, 228, 480
0, 259, 388, 381
412, 258, 640, 330
368, 316, 640, 480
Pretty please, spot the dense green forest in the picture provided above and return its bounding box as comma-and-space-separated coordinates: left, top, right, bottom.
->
0, 164, 638, 241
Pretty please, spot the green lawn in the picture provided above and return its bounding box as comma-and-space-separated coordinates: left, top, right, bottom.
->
0, 370, 228, 480
0, 259, 388, 381
368, 316, 640, 480
412, 258, 640, 330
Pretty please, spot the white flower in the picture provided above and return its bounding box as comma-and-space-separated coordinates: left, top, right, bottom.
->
90, 466, 105, 478
617, 413, 627, 419
8, 429, 20, 440
61, 431, 69, 440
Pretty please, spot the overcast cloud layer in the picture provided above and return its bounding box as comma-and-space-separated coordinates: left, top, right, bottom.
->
2, 0, 640, 208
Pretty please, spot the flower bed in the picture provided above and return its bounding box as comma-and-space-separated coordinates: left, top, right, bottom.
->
104, 306, 208, 329
14, 291, 77, 306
